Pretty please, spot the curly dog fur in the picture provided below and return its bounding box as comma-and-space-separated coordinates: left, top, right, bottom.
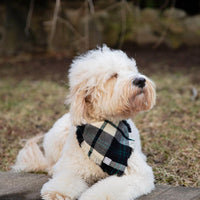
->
13, 45, 156, 200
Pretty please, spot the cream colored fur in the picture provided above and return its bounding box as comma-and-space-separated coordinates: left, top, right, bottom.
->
13, 45, 156, 200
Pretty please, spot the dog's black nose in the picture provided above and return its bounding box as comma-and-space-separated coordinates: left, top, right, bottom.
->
133, 77, 146, 88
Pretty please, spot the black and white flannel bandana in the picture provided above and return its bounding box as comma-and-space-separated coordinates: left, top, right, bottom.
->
76, 120, 134, 176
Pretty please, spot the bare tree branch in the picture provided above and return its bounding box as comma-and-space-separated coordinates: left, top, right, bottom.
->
88, 0, 95, 14
118, 0, 127, 48
57, 17, 83, 39
102, 1, 122, 12
25, 0, 35, 36
153, 0, 177, 48
45, 0, 129, 51
84, 0, 89, 50
49, 0, 61, 48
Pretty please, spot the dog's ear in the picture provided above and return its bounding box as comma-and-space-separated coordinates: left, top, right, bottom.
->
67, 84, 91, 126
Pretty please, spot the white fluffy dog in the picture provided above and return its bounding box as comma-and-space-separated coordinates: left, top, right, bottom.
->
13, 46, 156, 200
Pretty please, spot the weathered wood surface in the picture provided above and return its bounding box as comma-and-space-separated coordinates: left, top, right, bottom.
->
0, 171, 199, 200
0, 171, 48, 200
139, 184, 200, 200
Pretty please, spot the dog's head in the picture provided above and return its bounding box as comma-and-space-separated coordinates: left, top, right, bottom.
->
67, 46, 156, 125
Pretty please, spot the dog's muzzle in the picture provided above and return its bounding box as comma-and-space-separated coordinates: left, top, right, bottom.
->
133, 77, 146, 88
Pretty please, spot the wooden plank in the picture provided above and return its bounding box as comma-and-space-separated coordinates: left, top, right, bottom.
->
0, 172, 200, 200
0, 171, 48, 200
138, 185, 200, 200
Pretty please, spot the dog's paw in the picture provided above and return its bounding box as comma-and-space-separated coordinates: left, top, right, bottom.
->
42, 192, 71, 200
79, 190, 112, 200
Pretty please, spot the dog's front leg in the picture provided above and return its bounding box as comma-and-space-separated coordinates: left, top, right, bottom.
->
79, 151, 154, 200
41, 170, 88, 200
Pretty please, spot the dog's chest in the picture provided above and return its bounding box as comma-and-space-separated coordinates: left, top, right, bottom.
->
76, 120, 134, 176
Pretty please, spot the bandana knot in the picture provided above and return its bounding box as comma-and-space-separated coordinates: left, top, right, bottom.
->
76, 120, 134, 176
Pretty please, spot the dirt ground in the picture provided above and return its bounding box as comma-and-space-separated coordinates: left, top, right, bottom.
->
0, 45, 200, 187
0, 45, 199, 83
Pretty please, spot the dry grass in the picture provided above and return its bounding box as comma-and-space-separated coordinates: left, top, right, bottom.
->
0, 79, 67, 170
0, 66, 199, 187
135, 73, 200, 187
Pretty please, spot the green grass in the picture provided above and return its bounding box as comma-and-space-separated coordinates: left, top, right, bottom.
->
0, 68, 199, 187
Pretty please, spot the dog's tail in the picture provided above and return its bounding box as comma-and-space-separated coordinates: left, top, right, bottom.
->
12, 134, 48, 173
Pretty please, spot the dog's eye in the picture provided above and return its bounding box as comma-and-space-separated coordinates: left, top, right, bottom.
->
112, 73, 118, 78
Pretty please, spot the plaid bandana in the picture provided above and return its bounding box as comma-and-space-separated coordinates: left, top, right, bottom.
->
76, 120, 134, 176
